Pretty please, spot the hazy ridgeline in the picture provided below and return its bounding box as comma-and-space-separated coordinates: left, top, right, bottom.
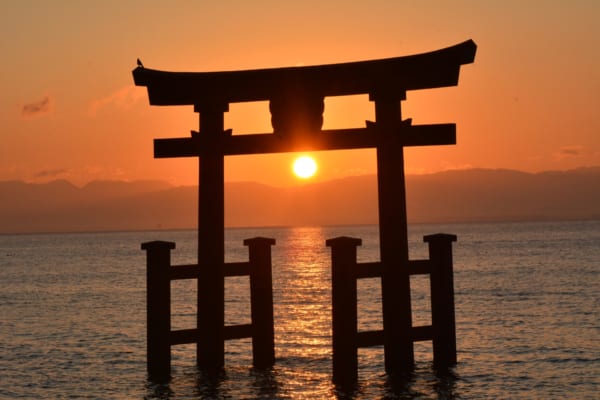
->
1, 167, 599, 234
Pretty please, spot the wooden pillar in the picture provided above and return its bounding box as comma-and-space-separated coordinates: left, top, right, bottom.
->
326, 236, 362, 385
245, 237, 277, 368
195, 102, 227, 370
371, 91, 414, 372
424, 233, 458, 367
141, 240, 176, 382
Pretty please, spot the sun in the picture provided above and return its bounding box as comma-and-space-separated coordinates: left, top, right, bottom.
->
292, 156, 318, 179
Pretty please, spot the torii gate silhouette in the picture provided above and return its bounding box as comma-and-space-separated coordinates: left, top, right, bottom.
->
136, 39, 476, 384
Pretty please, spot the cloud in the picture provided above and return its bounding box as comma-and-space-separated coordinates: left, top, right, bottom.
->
34, 168, 69, 179
88, 85, 146, 117
22, 96, 53, 117
554, 145, 584, 159
439, 162, 474, 172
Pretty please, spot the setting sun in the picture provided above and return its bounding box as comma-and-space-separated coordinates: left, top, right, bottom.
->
293, 156, 318, 179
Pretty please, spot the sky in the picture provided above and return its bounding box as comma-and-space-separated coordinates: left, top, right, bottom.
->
1, 1, 599, 187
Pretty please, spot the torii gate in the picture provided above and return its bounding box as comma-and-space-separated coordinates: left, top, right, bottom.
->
136, 39, 476, 384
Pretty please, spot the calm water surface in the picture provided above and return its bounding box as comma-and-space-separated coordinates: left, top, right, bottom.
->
1, 221, 599, 399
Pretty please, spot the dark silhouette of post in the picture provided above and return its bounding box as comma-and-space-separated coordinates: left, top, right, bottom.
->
196, 103, 227, 370
141, 237, 277, 380
142, 240, 175, 382
245, 237, 276, 368
327, 234, 459, 382
373, 92, 415, 371
327, 236, 362, 385
425, 234, 458, 367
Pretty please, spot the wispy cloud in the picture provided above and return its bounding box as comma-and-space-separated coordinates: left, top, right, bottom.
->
554, 145, 584, 159
34, 168, 69, 179
22, 96, 53, 117
333, 167, 370, 177
88, 85, 146, 117
440, 162, 474, 172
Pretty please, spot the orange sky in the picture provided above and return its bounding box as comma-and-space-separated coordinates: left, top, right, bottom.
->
1, 1, 598, 187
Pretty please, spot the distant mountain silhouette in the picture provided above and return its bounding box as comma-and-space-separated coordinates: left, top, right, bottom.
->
406, 167, 600, 222
1, 168, 599, 233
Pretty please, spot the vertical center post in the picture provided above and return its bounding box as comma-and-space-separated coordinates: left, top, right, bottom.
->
372, 91, 415, 371
196, 102, 228, 370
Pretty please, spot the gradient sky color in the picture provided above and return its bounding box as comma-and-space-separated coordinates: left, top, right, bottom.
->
1, 1, 598, 187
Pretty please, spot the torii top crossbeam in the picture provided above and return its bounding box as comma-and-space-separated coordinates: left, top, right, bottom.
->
132, 40, 476, 157
134, 40, 475, 105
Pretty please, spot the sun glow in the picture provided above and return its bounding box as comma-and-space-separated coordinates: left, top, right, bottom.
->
292, 156, 318, 179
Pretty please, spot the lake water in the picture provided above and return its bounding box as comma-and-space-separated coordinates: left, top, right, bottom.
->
1, 221, 598, 399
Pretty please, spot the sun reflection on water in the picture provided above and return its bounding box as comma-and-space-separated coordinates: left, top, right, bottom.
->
274, 226, 332, 364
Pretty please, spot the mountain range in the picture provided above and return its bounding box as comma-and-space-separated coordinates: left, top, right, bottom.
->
1, 168, 599, 234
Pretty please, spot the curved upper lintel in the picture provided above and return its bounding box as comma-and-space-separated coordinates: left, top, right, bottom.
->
133, 40, 476, 107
